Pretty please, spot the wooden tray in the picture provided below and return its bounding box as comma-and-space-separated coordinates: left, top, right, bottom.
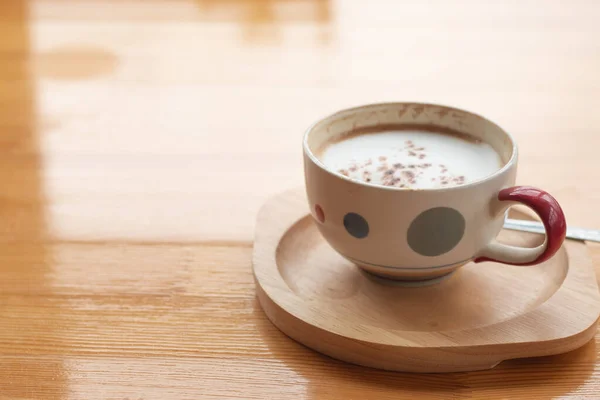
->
253, 189, 600, 373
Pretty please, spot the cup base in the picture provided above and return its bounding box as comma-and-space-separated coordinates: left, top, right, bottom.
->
359, 268, 457, 287
346, 256, 468, 284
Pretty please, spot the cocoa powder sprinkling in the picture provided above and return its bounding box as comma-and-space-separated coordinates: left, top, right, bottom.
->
402, 170, 415, 179
329, 139, 470, 189
453, 176, 466, 185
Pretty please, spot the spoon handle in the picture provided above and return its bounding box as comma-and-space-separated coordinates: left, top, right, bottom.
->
504, 219, 600, 242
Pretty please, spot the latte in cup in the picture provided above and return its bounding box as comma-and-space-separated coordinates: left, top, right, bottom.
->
316, 127, 502, 190
303, 103, 566, 283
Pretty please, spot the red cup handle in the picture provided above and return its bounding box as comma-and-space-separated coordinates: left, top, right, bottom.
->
475, 186, 567, 265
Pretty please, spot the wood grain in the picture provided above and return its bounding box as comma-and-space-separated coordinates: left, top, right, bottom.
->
1, 0, 599, 398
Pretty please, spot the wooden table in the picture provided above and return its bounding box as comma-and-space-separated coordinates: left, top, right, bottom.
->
1, 0, 599, 398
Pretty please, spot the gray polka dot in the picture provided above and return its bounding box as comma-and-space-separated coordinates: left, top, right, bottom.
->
343, 212, 369, 239
407, 207, 465, 257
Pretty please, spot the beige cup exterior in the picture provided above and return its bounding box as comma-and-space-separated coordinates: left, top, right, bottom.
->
303, 103, 517, 281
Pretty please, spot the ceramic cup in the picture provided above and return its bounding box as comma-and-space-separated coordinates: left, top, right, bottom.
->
303, 102, 567, 284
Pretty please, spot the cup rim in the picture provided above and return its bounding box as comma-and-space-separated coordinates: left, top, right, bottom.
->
302, 101, 518, 193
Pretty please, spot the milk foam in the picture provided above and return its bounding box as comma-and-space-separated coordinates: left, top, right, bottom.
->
317, 130, 502, 189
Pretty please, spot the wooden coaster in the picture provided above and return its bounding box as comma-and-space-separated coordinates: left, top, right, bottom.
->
253, 189, 600, 373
